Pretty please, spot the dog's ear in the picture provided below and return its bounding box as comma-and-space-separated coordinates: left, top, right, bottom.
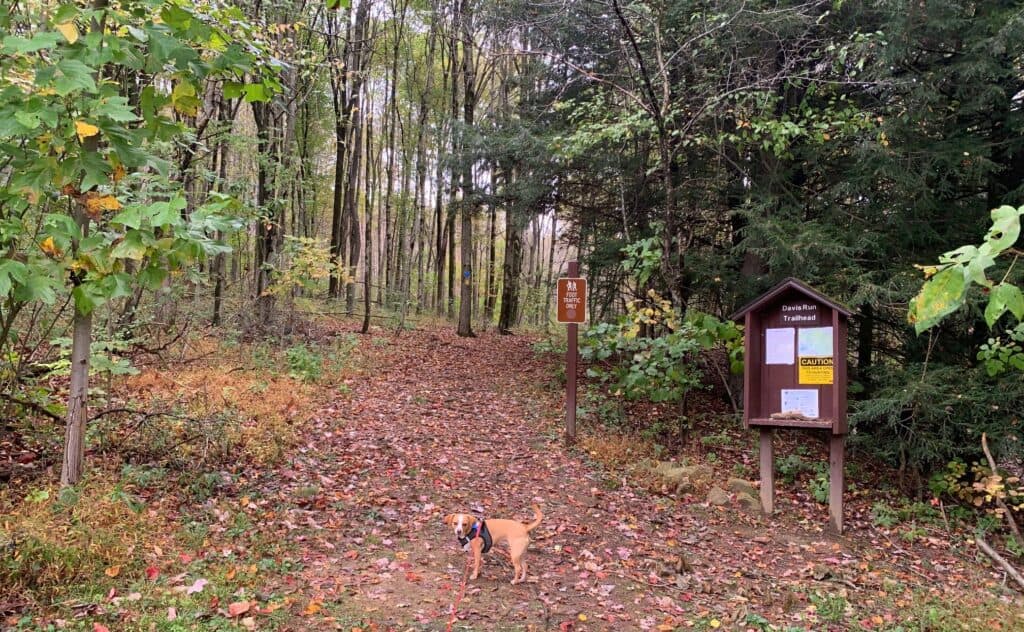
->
443, 513, 455, 526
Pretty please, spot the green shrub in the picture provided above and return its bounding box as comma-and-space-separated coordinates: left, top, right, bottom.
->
852, 362, 1024, 482
285, 344, 323, 382
808, 464, 830, 504
579, 293, 741, 415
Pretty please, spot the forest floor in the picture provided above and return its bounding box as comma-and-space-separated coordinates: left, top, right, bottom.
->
3, 319, 1023, 631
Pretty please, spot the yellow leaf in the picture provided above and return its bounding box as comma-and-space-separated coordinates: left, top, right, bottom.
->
75, 120, 99, 142
709, 619, 721, 629
39, 236, 62, 258
105, 565, 121, 578
303, 600, 322, 616
822, 132, 831, 141
577, 614, 588, 622
112, 164, 126, 183
56, 22, 79, 44
98, 195, 121, 211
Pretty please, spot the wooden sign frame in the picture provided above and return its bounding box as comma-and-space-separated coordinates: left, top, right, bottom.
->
731, 278, 852, 533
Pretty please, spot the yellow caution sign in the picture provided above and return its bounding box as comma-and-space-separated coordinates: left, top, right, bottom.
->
798, 356, 833, 385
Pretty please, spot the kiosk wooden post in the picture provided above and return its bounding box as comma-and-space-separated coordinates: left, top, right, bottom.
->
731, 278, 851, 533
557, 262, 586, 446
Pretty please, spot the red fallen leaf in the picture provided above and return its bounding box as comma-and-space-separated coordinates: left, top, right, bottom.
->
210, 595, 220, 609
93, 624, 110, 632
228, 601, 250, 617
405, 571, 422, 582
145, 566, 160, 581
344, 550, 359, 559
179, 553, 193, 564
559, 622, 574, 631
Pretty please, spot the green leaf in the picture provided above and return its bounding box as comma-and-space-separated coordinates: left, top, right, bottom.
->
985, 283, 1024, 327
171, 80, 200, 116
53, 4, 81, 23
138, 265, 167, 290
14, 111, 41, 130
2, 32, 62, 54
326, 0, 351, 10
72, 283, 105, 316
243, 83, 268, 103
0, 259, 28, 296
151, 196, 187, 226
159, 5, 193, 30
110, 205, 143, 229
910, 265, 968, 335
110, 230, 148, 260
53, 59, 97, 96
223, 81, 244, 100
93, 96, 139, 123
985, 205, 1023, 253
14, 272, 58, 304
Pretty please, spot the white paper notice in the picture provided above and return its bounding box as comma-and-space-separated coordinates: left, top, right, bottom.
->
765, 328, 795, 365
780, 389, 819, 419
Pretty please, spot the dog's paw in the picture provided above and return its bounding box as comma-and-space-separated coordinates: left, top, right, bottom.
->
462, 543, 470, 552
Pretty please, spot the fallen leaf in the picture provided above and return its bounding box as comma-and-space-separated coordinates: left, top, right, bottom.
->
228, 601, 250, 617
93, 624, 110, 632
145, 565, 160, 581
104, 565, 121, 578
167, 607, 177, 621
186, 578, 207, 594
303, 600, 322, 616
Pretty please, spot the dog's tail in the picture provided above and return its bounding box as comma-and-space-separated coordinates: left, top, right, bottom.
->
525, 504, 543, 532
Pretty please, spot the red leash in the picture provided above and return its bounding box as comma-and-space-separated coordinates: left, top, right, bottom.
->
446, 553, 473, 632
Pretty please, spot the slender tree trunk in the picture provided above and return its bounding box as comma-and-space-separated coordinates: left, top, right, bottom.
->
62, 207, 92, 486
498, 206, 523, 335
483, 168, 497, 324
456, 0, 476, 337
362, 105, 375, 334
543, 209, 557, 329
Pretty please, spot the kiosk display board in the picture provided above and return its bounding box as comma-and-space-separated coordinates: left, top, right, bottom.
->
731, 278, 852, 533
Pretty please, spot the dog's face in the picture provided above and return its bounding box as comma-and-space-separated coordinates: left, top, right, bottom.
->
443, 512, 476, 539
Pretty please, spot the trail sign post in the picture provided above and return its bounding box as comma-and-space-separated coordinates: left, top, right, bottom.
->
558, 261, 586, 445
731, 278, 851, 533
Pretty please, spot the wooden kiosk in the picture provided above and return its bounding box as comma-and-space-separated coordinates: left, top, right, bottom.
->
731, 278, 851, 533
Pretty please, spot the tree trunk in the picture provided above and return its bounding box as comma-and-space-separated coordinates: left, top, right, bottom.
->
62, 195, 93, 486
456, 0, 476, 337
498, 206, 524, 334
362, 100, 375, 334
543, 209, 557, 330
484, 168, 497, 324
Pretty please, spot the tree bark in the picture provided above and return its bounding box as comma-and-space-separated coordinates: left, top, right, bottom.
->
456, 0, 476, 337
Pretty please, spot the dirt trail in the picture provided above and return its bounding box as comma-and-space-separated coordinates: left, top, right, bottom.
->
256, 327, 1019, 631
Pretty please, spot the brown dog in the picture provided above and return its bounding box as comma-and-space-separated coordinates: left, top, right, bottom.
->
443, 505, 542, 584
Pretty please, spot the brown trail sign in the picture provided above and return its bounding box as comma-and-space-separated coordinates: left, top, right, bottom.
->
559, 262, 586, 445
731, 278, 851, 533
557, 277, 587, 324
